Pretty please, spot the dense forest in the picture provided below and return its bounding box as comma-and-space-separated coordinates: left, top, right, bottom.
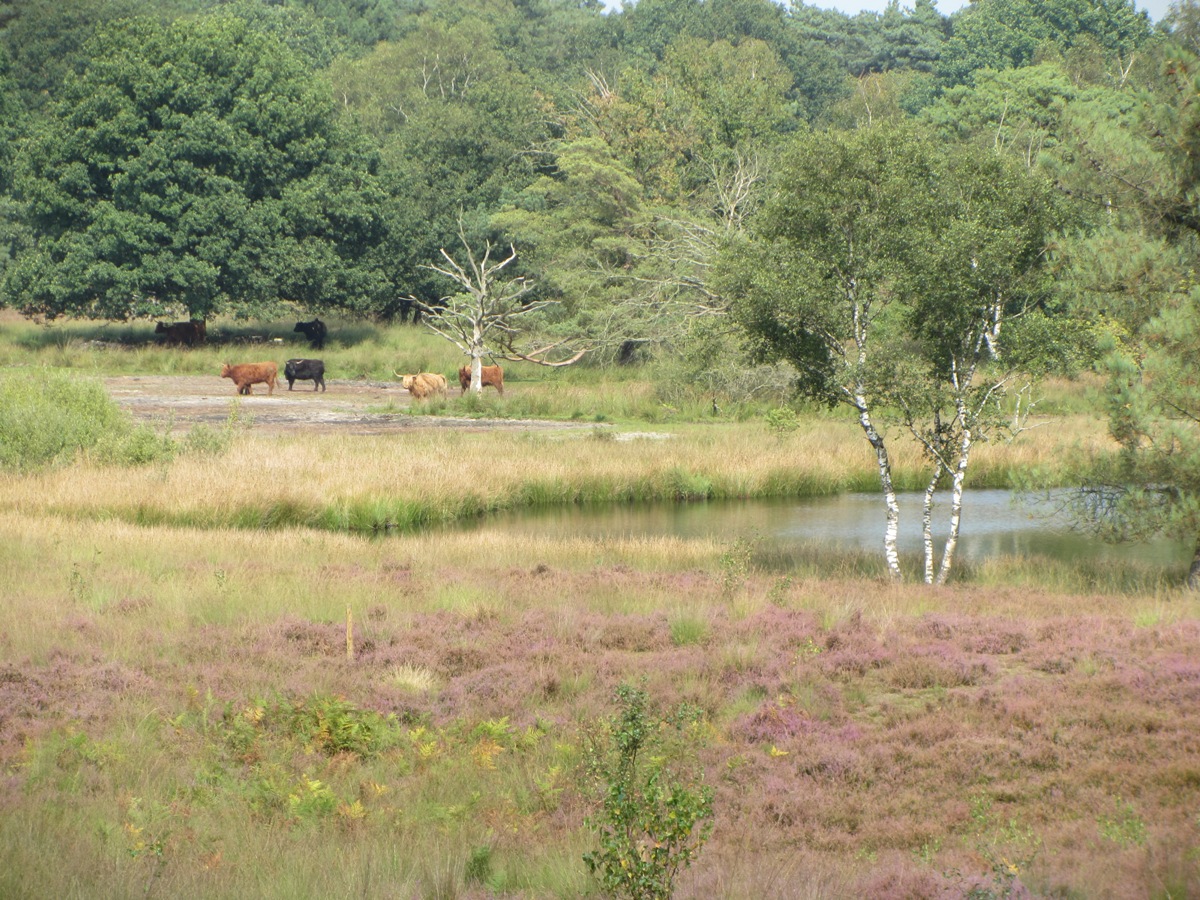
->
0, 0, 1187, 337
3, 0, 1200, 567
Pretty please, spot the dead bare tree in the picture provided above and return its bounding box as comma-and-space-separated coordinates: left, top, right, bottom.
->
411, 222, 587, 393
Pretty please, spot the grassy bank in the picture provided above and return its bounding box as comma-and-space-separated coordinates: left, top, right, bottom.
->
0, 414, 1109, 536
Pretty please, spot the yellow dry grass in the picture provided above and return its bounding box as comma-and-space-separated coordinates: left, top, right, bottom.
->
0, 413, 1112, 526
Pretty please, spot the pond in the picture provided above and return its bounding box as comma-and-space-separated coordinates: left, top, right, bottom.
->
481, 489, 1191, 569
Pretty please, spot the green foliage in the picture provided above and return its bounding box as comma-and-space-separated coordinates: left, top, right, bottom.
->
961, 793, 1042, 899
0, 368, 254, 471
180, 403, 251, 457
583, 683, 713, 900
6, 10, 386, 322
922, 62, 1080, 160
464, 844, 494, 885
0, 369, 138, 470
288, 776, 339, 822
1097, 795, 1148, 847
936, 0, 1154, 87
282, 695, 403, 758
765, 406, 800, 438
718, 535, 755, 601
1076, 285, 1200, 566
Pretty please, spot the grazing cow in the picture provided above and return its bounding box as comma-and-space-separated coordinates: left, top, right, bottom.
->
395, 371, 448, 400
458, 364, 504, 395
155, 320, 206, 346
294, 318, 327, 350
221, 361, 278, 395
284, 358, 325, 392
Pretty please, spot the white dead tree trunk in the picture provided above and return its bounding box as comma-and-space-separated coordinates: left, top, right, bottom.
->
413, 222, 586, 393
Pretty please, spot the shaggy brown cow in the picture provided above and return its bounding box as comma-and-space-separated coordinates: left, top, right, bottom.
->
155, 320, 206, 346
458, 364, 503, 395
395, 371, 447, 400
221, 362, 278, 395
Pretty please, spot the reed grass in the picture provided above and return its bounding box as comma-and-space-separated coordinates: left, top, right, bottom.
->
0, 412, 1109, 537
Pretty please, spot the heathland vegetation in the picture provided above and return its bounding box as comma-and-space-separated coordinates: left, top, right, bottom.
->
1, 316, 1198, 898
3, 0, 1200, 896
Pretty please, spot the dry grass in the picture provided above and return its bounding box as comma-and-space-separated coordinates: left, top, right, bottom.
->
0, 413, 1111, 535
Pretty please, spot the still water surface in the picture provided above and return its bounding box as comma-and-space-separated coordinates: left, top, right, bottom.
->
483, 489, 1191, 568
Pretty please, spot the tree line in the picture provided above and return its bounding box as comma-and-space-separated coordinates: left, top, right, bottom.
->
3, 0, 1200, 582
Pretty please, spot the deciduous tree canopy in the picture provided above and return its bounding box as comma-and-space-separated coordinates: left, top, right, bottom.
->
5, 12, 386, 322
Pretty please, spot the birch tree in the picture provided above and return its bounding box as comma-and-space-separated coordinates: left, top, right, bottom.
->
896, 148, 1061, 583
726, 124, 932, 581
726, 124, 1063, 582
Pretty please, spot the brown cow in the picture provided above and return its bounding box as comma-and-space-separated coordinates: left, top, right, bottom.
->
221, 362, 277, 395
458, 364, 503, 395
395, 371, 447, 400
155, 320, 206, 346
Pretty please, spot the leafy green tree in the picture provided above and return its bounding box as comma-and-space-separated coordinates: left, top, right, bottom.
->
583, 683, 713, 900
937, 0, 1153, 87
0, 0, 151, 112
490, 137, 646, 321
4, 12, 387, 322
659, 36, 796, 152
896, 148, 1064, 582
724, 124, 933, 580
602, 0, 844, 119
1058, 35, 1200, 585
329, 11, 552, 313
725, 124, 1063, 582
922, 62, 1081, 166
0, 47, 27, 280
286, 0, 411, 50
218, 0, 347, 69
1088, 285, 1200, 586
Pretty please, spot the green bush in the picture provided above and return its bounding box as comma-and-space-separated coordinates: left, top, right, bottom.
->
180, 403, 251, 457
583, 684, 713, 900
765, 406, 800, 438
0, 370, 137, 470
0, 370, 249, 470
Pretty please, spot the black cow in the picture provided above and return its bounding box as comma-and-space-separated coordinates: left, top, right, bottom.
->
284, 358, 326, 392
294, 318, 327, 350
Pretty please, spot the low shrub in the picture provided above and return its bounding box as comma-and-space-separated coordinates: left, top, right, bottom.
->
583, 683, 714, 900
0, 369, 166, 470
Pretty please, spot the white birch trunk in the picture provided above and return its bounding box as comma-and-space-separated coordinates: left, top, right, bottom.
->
921, 468, 940, 585
936, 425, 972, 585
857, 399, 902, 582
